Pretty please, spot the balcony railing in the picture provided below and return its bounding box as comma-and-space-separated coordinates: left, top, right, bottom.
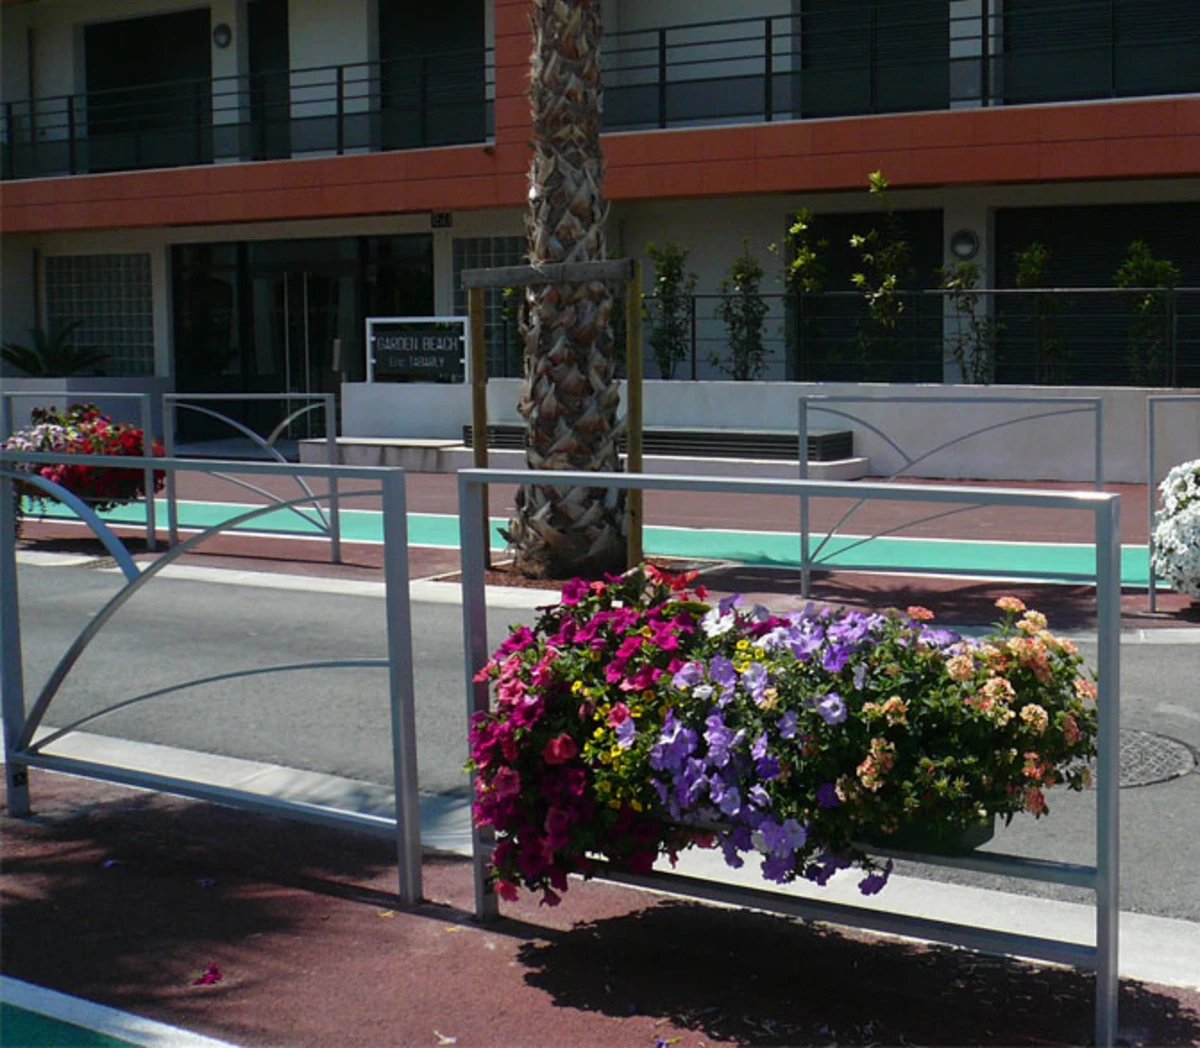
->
488, 287, 1195, 387
1, 48, 494, 181
602, 0, 1200, 131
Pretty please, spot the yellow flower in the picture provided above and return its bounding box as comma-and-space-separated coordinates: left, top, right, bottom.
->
629, 798, 644, 812
571, 680, 583, 693
736, 639, 750, 651
588, 650, 602, 662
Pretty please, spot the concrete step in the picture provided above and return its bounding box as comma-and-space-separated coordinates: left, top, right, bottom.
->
299, 438, 869, 480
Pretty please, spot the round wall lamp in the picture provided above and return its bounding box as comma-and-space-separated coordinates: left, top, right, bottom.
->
212, 23, 233, 49
949, 228, 981, 261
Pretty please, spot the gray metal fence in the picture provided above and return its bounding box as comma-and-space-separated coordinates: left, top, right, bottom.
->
0, 451, 422, 903
458, 466, 1123, 1048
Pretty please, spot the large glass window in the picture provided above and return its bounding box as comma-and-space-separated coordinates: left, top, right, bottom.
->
452, 236, 526, 378
46, 254, 154, 376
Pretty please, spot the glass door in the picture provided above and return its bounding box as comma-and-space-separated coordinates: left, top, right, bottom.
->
259, 268, 356, 439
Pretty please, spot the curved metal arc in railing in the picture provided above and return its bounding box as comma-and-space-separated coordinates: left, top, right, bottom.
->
28, 657, 388, 754
0, 469, 140, 582
807, 502, 987, 570
171, 401, 332, 534
804, 403, 1099, 565
17, 487, 383, 752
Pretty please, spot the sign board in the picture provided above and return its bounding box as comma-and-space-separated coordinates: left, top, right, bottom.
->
365, 316, 468, 384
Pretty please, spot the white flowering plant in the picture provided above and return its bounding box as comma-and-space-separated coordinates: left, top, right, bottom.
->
1152, 458, 1200, 600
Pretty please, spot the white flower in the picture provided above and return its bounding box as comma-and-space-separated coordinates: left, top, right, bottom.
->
1153, 502, 1200, 599
700, 608, 736, 637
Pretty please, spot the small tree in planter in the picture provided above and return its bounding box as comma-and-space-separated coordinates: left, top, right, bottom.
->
1014, 241, 1069, 385
1152, 458, 1200, 601
1114, 240, 1181, 387
713, 240, 770, 381
850, 171, 913, 381
780, 209, 828, 380
645, 241, 698, 380
939, 260, 1003, 384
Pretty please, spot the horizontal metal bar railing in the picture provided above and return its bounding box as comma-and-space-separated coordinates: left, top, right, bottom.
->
2, 47, 494, 179
458, 466, 1122, 1047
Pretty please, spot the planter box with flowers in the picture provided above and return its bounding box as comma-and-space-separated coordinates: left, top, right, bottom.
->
469, 566, 1099, 906
3, 403, 165, 527
1152, 458, 1200, 601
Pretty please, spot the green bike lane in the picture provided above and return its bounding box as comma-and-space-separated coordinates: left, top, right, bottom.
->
36, 497, 1154, 587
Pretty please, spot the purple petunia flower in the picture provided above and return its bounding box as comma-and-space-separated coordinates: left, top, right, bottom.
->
858, 860, 894, 896
777, 709, 799, 740
615, 717, 636, 749
672, 661, 704, 690
817, 692, 847, 726
755, 755, 781, 781
816, 781, 841, 808
709, 777, 742, 817
748, 783, 772, 809
709, 655, 736, 687
751, 732, 769, 761
704, 711, 743, 768
742, 662, 770, 704
649, 711, 698, 774
822, 645, 851, 673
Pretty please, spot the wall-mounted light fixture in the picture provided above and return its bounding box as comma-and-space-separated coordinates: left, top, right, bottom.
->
949, 228, 980, 262
212, 23, 233, 49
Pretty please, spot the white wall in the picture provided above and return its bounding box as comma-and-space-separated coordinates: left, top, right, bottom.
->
343, 377, 1200, 484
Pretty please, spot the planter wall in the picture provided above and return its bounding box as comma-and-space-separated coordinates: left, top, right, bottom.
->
341, 378, 1200, 483
2, 377, 172, 438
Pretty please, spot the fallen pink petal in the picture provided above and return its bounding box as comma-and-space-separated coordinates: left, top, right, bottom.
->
192, 964, 223, 986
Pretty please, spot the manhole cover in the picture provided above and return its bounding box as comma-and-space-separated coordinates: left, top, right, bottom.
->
1110, 730, 1197, 788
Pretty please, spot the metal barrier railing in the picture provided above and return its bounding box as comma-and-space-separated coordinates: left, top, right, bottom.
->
1146, 394, 1200, 613
458, 466, 1122, 1047
798, 394, 1104, 597
2, 47, 495, 180
162, 393, 341, 564
1, 390, 159, 552
0, 450, 421, 903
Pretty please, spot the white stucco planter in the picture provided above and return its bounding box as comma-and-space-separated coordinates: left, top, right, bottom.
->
340, 379, 1200, 484
1, 377, 172, 438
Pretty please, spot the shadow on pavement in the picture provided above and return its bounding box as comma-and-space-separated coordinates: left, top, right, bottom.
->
518, 900, 1200, 1047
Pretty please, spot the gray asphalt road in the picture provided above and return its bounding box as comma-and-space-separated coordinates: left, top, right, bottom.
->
10, 562, 1200, 921
13, 563, 529, 797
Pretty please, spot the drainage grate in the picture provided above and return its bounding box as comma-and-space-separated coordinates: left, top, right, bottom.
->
1098, 730, 1199, 788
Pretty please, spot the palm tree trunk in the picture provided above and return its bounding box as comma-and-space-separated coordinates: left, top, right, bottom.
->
504, 0, 626, 579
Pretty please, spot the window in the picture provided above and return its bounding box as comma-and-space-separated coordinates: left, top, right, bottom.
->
452, 236, 526, 377
46, 254, 154, 376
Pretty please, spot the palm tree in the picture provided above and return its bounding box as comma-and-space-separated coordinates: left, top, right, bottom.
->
504, 0, 626, 579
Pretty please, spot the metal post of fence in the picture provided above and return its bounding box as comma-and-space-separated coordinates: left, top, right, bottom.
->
763, 18, 774, 122
468, 286, 491, 569
335, 66, 345, 155
1094, 495, 1122, 1048
459, 473, 499, 921
3, 102, 14, 180
798, 396, 811, 599
66, 95, 77, 175
626, 261, 644, 568
323, 393, 342, 564
163, 398, 180, 548
1093, 399, 1104, 493
139, 393, 157, 552
1148, 397, 1157, 613
657, 28, 668, 129
380, 469, 422, 906
0, 470, 31, 817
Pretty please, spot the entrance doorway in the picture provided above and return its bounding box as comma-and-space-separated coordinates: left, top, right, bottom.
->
252, 264, 357, 438
173, 234, 435, 444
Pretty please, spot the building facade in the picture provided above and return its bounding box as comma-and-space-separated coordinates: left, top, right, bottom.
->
2, 0, 1198, 435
